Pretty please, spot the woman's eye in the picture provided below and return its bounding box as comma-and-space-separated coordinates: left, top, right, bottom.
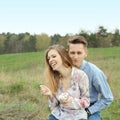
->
52, 55, 56, 58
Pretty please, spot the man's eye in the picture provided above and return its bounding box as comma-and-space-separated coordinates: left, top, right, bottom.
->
77, 52, 82, 55
70, 52, 75, 55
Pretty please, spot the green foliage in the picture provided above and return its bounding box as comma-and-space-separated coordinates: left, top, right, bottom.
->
0, 27, 120, 54
35, 33, 51, 51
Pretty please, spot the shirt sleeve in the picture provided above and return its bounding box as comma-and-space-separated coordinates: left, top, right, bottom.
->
88, 71, 114, 114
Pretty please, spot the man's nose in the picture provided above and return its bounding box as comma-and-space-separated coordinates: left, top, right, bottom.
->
74, 54, 78, 58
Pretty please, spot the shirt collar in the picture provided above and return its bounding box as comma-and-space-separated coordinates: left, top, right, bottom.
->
80, 60, 86, 70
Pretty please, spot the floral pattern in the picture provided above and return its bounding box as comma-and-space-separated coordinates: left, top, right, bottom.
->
48, 67, 90, 120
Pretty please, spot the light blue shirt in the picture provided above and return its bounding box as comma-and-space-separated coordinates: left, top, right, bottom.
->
80, 60, 114, 114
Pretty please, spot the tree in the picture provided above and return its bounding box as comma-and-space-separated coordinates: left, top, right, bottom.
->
35, 33, 51, 51
58, 34, 70, 48
111, 29, 120, 46
96, 26, 111, 47
0, 34, 5, 53
51, 34, 61, 45
97, 26, 107, 37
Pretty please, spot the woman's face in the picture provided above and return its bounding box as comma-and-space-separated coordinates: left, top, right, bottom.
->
47, 49, 63, 71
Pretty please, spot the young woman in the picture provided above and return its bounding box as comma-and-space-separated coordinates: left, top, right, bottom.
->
40, 44, 90, 120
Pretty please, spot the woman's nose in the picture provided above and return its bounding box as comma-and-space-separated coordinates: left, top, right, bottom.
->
49, 58, 53, 63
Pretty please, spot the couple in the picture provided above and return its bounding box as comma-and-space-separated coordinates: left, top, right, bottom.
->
40, 36, 113, 120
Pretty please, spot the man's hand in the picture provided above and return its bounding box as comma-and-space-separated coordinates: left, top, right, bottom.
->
85, 108, 91, 117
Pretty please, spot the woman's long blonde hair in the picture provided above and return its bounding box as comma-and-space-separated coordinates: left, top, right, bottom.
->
44, 44, 73, 93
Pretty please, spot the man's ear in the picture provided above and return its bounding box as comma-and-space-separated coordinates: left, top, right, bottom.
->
85, 49, 88, 57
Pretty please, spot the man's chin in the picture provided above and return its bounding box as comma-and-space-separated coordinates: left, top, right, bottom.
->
73, 63, 79, 68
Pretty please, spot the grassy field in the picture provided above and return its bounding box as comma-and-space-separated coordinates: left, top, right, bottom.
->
0, 47, 120, 120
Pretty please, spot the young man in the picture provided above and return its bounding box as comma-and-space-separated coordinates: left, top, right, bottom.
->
67, 36, 114, 120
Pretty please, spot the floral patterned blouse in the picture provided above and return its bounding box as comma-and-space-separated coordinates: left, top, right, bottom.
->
48, 67, 90, 120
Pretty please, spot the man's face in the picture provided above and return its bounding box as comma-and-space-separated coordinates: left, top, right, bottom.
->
68, 43, 88, 67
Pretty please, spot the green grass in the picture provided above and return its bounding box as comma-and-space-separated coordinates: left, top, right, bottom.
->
0, 51, 45, 72
0, 47, 120, 120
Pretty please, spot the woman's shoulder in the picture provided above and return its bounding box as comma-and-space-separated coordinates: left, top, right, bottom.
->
72, 67, 88, 83
72, 67, 86, 76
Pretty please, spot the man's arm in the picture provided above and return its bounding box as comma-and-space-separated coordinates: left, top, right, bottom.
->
88, 72, 114, 114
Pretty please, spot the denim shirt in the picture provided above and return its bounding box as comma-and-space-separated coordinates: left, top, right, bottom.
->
80, 60, 114, 114
48, 67, 90, 120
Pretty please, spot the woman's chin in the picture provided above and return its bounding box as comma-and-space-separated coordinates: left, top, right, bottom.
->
52, 67, 56, 71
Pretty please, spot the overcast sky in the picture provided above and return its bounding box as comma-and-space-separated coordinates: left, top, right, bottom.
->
0, 0, 120, 35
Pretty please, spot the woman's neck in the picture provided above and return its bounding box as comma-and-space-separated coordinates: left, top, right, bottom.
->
59, 67, 72, 80
59, 67, 72, 91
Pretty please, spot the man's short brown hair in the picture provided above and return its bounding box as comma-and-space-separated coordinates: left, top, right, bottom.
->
68, 36, 88, 48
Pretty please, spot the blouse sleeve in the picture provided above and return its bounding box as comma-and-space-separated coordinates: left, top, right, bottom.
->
69, 71, 90, 109
48, 94, 60, 111
77, 72, 90, 108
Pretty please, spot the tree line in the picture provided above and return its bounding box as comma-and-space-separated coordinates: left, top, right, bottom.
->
0, 26, 120, 54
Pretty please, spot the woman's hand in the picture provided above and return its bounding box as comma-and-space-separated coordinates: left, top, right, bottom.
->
59, 93, 73, 106
40, 85, 52, 98
60, 97, 73, 106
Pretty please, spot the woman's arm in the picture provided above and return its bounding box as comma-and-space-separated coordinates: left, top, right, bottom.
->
40, 85, 59, 111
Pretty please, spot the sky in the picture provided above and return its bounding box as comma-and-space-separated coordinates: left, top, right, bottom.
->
0, 0, 120, 36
